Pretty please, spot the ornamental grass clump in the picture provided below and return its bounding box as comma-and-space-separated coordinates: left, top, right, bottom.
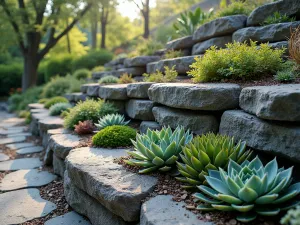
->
92, 125, 136, 148
195, 157, 300, 222
188, 41, 285, 82
125, 126, 193, 173
95, 114, 130, 130
44, 96, 69, 109
49, 102, 72, 116
176, 133, 252, 189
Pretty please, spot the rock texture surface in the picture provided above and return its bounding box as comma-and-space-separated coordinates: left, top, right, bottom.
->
126, 82, 154, 99
0, 153, 9, 162
16, 146, 44, 154
117, 67, 146, 76
87, 83, 100, 97
98, 84, 128, 100
193, 15, 247, 42
6, 142, 35, 150
140, 121, 162, 134
45, 211, 91, 225
0, 158, 42, 171
149, 83, 241, 110
192, 36, 232, 55
219, 110, 300, 162
53, 154, 66, 177
124, 56, 160, 67
166, 36, 195, 50
239, 85, 300, 121
0, 136, 26, 145
66, 147, 158, 221
125, 100, 155, 120
50, 134, 80, 159
153, 106, 219, 134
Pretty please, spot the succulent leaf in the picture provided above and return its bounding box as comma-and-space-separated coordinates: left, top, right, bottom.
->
95, 113, 130, 130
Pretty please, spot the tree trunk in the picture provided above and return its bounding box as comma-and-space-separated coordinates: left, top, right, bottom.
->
22, 54, 39, 91
91, 20, 98, 49
66, 19, 72, 53
101, 20, 106, 49
143, 0, 150, 39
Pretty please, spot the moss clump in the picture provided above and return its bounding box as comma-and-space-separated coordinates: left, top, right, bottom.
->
92, 125, 136, 148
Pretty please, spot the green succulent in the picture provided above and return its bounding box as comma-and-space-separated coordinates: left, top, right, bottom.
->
95, 113, 130, 130
194, 157, 300, 222
125, 126, 193, 173
176, 133, 252, 188
281, 206, 300, 225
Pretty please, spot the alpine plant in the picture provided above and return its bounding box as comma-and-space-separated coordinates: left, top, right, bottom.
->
125, 126, 193, 173
95, 113, 130, 130
176, 133, 252, 188
194, 157, 300, 222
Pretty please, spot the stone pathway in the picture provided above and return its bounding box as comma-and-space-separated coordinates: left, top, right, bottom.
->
0, 110, 91, 225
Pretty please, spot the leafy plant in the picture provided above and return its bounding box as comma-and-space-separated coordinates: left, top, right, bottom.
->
74, 120, 95, 135
176, 133, 252, 189
143, 66, 178, 82
118, 73, 135, 84
92, 125, 136, 148
216, 0, 253, 17
73, 68, 91, 80
49, 102, 72, 116
274, 70, 295, 82
195, 157, 300, 222
261, 12, 295, 26
18, 110, 31, 124
129, 38, 164, 57
281, 206, 300, 225
188, 41, 285, 82
95, 114, 130, 130
173, 7, 214, 36
38, 98, 49, 104
163, 50, 184, 59
99, 75, 119, 84
44, 96, 69, 109
289, 26, 300, 65
125, 126, 193, 173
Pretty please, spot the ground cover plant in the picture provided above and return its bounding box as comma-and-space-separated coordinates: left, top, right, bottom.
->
143, 65, 178, 82
261, 12, 295, 26
95, 114, 130, 130
215, 0, 253, 17
125, 126, 193, 173
92, 125, 136, 148
99, 75, 119, 84
73, 68, 91, 80
49, 102, 72, 116
44, 97, 69, 109
118, 73, 135, 84
163, 50, 184, 59
188, 41, 285, 82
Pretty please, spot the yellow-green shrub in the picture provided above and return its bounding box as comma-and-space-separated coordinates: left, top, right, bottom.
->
143, 66, 178, 82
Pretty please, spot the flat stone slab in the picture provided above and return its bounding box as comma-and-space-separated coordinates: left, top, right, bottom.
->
0, 169, 57, 191
64, 172, 127, 225
73, 93, 87, 102
45, 211, 91, 225
66, 147, 158, 222
127, 82, 155, 99
50, 134, 80, 159
39, 116, 64, 134
28, 103, 44, 109
233, 21, 300, 43
219, 110, 300, 162
193, 15, 247, 42
0, 158, 42, 171
141, 195, 212, 225
166, 35, 196, 50
0, 188, 56, 224
149, 83, 241, 110
192, 35, 232, 55
0, 153, 9, 162
0, 117, 25, 127
98, 84, 129, 100
87, 83, 100, 96
125, 100, 155, 121
81, 83, 97, 93
6, 142, 35, 150
147, 55, 200, 74
0, 126, 25, 135
153, 106, 219, 135
239, 84, 300, 121
16, 146, 44, 155
0, 136, 26, 145
124, 56, 160, 67
140, 121, 162, 134
7, 132, 31, 137
117, 67, 146, 76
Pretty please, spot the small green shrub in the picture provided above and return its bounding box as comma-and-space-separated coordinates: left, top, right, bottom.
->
73, 68, 91, 80
18, 110, 32, 124
99, 75, 119, 84
118, 73, 135, 84
143, 65, 178, 82
92, 65, 105, 72
0, 62, 22, 96
188, 41, 285, 82
274, 70, 295, 82
44, 96, 69, 109
92, 125, 136, 148
64, 99, 118, 129
38, 98, 49, 104
216, 0, 253, 17
163, 50, 184, 59
95, 114, 130, 130
49, 102, 72, 116
8, 94, 22, 111
262, 11, 295, 25
281, 206, 300, 225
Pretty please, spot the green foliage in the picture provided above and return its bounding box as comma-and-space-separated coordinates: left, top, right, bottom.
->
92, 125, 136, 148
125, 126, 193, 173
64, 99, 117, 130
95, 114, 130, 130
188, 41, 285, 82
45, 55, 75, 82
74, 120, 95, 135
195, 157, 300, 222
262, 12, 295, 25
72, 50, 113, 71
44, 97, 69, 109
73, 68, 91, 80
0, 62, 22, 96
49, 102, 72, 116
216, 0, 253, 17
176, 133, 252, 188
18, 110, 31, 124
173, 7, 214, 36
163, 50, 184, 59
99, 75, 119, 84
274, 70, 295, 82
281, 206, 300, 225
38, 98, 49, 104
129, 38, 164, 57
143, 66, 178, 82
118, 73, 135, 84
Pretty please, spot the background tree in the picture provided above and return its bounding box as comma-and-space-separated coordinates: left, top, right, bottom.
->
131, 0, 150, 39
0, 0, 92, 91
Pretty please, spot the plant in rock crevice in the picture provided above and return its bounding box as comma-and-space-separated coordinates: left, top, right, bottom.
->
194, 157, 300, 222
125, 126, 193, 173
176, 133, 252, 189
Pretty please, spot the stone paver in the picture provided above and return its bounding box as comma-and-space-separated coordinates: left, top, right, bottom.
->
0, 188, 56, 224
7, 132, 31, 137
45, 211, 91, 225
0, 126, 25, 135
6, 142, 35, 150
0, 158, 42, 171
0, 153, 9, 162
0, 169, 57, 191
16, 146, 44, 155
0, 136, 26, 145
